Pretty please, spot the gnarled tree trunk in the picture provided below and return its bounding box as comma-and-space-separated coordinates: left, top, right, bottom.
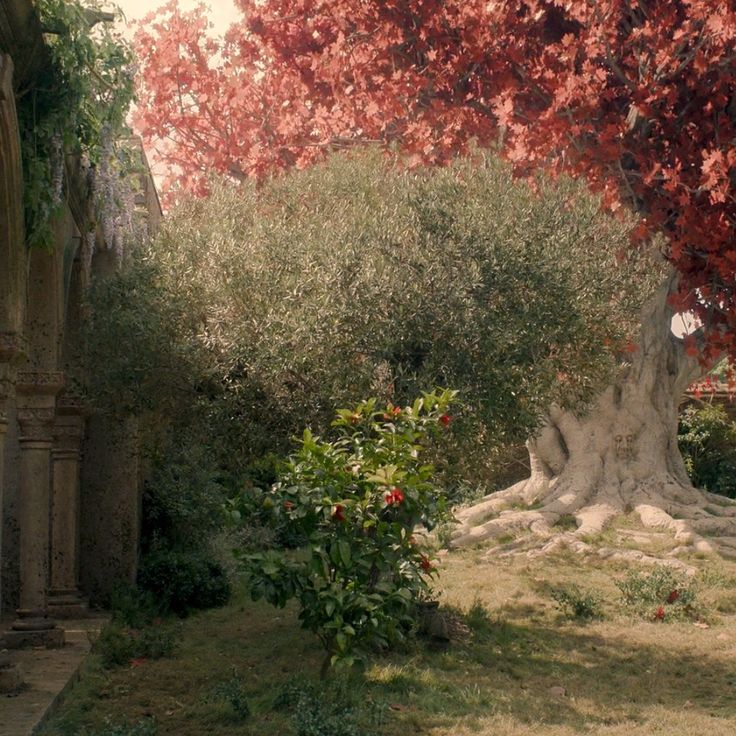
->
452, 275, 736, 563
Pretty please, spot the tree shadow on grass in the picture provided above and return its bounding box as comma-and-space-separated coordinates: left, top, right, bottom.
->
358, 604, 736, 733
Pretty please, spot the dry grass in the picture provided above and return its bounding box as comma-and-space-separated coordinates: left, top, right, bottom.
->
39, 548, 736, 736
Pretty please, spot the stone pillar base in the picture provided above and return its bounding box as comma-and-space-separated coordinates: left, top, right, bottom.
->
47, 590, 88, 619
3, 612, 65, 649
0, 654, 24, 694
3, 627, 65, 649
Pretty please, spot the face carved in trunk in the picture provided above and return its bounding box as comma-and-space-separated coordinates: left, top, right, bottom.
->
614, 432, 637, 462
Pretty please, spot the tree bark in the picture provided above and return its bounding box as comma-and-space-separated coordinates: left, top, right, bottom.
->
451, 274, 736, 562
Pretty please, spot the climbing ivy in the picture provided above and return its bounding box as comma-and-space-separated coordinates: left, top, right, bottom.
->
18, 0, 135, 249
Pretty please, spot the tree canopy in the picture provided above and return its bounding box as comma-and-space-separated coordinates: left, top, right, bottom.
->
135, 0, 736, 357
134, 151, 660, 478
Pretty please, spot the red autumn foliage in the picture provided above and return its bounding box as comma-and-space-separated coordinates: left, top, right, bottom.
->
134, 1, 736, 354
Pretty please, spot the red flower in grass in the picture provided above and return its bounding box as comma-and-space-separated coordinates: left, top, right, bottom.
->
385, 487, 405, 507
332, 504, 346, 522
654, 606, 666, 621
667, 589, 679, 604
383, 406, 402, 421
439, 414, 451, 427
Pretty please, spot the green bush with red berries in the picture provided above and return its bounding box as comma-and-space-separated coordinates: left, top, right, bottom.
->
236, 389, 456, 671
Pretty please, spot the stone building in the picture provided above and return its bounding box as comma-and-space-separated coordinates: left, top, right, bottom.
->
1, 0, 160, 648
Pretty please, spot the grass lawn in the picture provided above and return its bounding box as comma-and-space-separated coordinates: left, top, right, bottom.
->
39, 547, 736, 736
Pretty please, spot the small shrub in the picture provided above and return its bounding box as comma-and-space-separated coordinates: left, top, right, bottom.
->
238, 390, 456, 671
93, 624, 137, 668
550, 584, 603, 620
137, 624, 179, 660
274, 679, 383, 736
208, 673, 251, 721
81, 719, 157, 736
294, 696, 369, 736
94, 621, 179, 669
617, 567, 698, 621
109, 582, 158, 628
137, 549, 231, 616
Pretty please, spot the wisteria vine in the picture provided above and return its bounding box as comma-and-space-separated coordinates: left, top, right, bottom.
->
18, 0, 139, 259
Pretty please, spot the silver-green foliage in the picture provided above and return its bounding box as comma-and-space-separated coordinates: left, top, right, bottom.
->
150, 150, 662, 469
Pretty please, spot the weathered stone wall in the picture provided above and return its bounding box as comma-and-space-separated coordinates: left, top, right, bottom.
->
0, 0, 161, 632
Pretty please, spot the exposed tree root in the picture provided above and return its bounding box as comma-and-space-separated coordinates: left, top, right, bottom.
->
448, 274, 736, 570
450, 471, 736, 571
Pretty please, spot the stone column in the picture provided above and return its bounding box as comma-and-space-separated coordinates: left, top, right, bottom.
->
0, 334, 24, 684
0, 332, 23, 494
4, 371, 65, 649
0, 333, 23, 547
48, 396, 87, 617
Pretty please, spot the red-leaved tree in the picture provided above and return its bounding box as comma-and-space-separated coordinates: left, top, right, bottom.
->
135, 1, 736, 560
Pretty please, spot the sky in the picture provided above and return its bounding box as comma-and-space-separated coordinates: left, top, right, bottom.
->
115, 0, 239, 37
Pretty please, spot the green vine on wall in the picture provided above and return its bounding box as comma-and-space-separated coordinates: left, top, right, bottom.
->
19, 0, 135, 249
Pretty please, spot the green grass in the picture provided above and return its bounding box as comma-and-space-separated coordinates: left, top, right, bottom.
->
39, 550, 736, 736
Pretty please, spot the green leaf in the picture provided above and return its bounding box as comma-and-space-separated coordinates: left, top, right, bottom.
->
337, 539, 351, 566
335, 631, 348, 652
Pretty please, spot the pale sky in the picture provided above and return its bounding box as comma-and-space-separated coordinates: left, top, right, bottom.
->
114, 0, 239, 37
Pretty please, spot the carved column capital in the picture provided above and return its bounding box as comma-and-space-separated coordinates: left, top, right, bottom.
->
53, 414, 85, 456
17, 407, 56, 445
16, 371, 65, 397
16, 372, 65, 446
